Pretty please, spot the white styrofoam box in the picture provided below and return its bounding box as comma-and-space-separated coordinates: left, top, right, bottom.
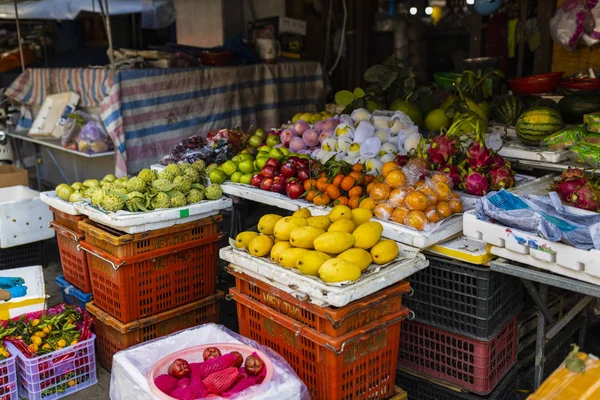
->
463, 211, 600, 282
150, 163, 165, 172
74, 196, 232, 234
221, 183, 307, 211
0, 265, 46, 319
220, 245, 428, 307
498, 137, 570, 163
0, 186, 55, 248
39, 191, 82, 215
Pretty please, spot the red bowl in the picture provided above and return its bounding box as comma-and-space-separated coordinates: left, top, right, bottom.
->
200, 51, 232, 67
559, 78, 600, 91
509, 72, 564, 95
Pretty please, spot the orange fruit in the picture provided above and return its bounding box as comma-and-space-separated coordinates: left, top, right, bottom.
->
425, 206, 441, 223
359, 198, 376, 211
436, 201, 452, 218
449, 199, 463, 213
420, 187, 439, 205
325, 184, 341, 200
405, 191, 429, 211
363, 175, 375, 185
434, 181, 451, 201
306, 190, 318, 202
391, 207, 410, 224
385, 169, 407, 188
304, 179, 316, 191
448, 191, 461, 201
370, 182, 392, 202
366, 182, 374, 194
332, 174, 345, 187
348, 195, 361, 209
335, 196, 349, 206
348, 186, 363, 198
313, 193, 331, 206
374, 203, 394, 220
414, 180, 426, 189
316, 177, 328, 191
404, 211, 428, 231
382, 161, 400, 177
352, 163, 363, 172
341, 176, 356, 192
349, 171, 362, 183
431, 172, 453, 188
388, 188, 409, 208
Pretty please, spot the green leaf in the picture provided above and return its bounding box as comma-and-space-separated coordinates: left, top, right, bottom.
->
380, 70, 398, 90
382, 56, 396, 66
364, 65, 386, 82
335, 90, 355, 106
353, 87, 365, 98
404, 77, 416, 92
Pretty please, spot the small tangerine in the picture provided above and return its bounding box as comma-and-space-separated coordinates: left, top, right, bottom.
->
370, 182, 392, 202
349, 171, 362, 182
431, 172, 453, 188
363, 175, 375, 185
420, 187, 439, 205
341, 176, 356, 191
388, 188, 409, 208
425, 206, 441, 223
335, 196, 349, 206
374, 203, 394, 221
325, 184, 341, 200
382, 161, 400, 177
313, 193, 331, 206
414, 180, 426, 189
316, 177, 328, 191
405, 191, 429, 211
348, 186, 363, 198
391, 207, 410, 224
434, 181, 451, 200
449, 199, 463, 213
332, 174, 345, 187
366, 182, 374, 194
348, 195, 361, 209
303, 179, 316, 191
436, 201, 452, 218
306, 190, 318, 202
404, 210, 428, 231
385, 169, 407, 188
352, 163, 363, 172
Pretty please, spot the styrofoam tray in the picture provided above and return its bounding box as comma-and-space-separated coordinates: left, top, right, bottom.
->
150, 163, 165, 172
74, 196, 232, 233
462, 211, 600, 284
498, 137, 570, 163
0, 186, 55, 248
427, 236, 493, 265
0, 265, 46, 319
221, 183, 306, 211
40, 191, 82, 215
220, 245, 429, 307
458, 174, 536, 211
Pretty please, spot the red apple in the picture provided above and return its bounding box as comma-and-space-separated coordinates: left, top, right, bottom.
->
250, 174, 264, 187
294, 158, 309, 169
260, 178, 274, 191
286, 156, 299, 165
261, 165, 276, 179
271, 181, 285, 193
280, 163, 297, 179
265, 158, 281, 169
274, 174, 285, 183
297, 167, 309, 182
286, 182, 304, 199
395, 154, 409, 167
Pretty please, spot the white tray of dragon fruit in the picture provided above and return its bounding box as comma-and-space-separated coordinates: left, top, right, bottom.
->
40, 191, 82, 215
219, 245, 428, 307
220, 183, 307, 211
497, 137, 570, 163
463, 210, 600, 286
459, 173, 539, 211
74, 197, 232, 233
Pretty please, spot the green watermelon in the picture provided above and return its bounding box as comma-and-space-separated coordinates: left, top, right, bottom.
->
491, 95, 526, 126
559, 93, 600, 123
516, 107, 564, 146
531, 98, 560, 112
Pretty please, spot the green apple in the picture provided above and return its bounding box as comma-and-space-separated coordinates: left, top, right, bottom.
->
230, 171, 243, 183
298, 153, 309, 159
280, 148, 290, 156
265, 135, 281, 147
254, 128, 267, 141
258, 145, 272, 153
257, 151, 270, 159
231, 155, 239, 163
239, 173, 253, 185
221, 160, 238, 176
209, 169, 227, 184
248, 135, 262, 148
255, 157, 268, 169
237, 153, 254, 163
268, 148, 284, 161
238, 160, 254, 174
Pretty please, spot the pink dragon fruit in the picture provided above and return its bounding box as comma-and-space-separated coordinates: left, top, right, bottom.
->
489, 154, 509, 169
437, 164, 462, 188
559, 167, 587, 182
462, 170, 490, 196
466, 130, 493, 169
427, 133, 458, 165
569, 183, 600, 211
553, 178, 586, 202
488, 166, 515, 191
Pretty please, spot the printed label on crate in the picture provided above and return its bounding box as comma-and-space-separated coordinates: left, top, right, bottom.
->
155, 250, 190, 270
90, 256, 117, 277
153, 233, 192, 250
262, 317, 301, 351
180, 209, 190, 218
343, 331, 388, 365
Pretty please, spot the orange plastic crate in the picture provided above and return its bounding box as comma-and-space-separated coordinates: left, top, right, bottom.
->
78, 214, 221, 258
50, 221, 92, 293
50, 206, 87, 235
229, 267, 410, 337
80, 234, 219, 323
87, 292, 222, 371
232, 288, 408, 400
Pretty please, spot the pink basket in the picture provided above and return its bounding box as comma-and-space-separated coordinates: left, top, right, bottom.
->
397, 318, 517, 395
0, 354, 17, 400
147, 343, 274, 400
6, 335, 97, 400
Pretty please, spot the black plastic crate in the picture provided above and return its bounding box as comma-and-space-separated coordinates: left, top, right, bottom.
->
405, 255, 523, 340
0, 241, 44, 270
396, 366, 518, 400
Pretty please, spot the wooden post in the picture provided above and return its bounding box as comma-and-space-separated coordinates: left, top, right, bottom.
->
14, 0, 25, 72
516, 0, 528, 78
470, 13, 482, 58
534, 0, 555, 74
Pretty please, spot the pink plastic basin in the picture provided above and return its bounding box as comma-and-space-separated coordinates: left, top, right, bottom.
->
147, 343, 274, 399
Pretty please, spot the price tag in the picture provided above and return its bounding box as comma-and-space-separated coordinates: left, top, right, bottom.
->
179, 209, 189, 218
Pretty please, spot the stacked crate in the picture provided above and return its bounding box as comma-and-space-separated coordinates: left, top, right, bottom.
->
397, 255, 523, 398
78, 215, 224, 370
229, 268, 411, 399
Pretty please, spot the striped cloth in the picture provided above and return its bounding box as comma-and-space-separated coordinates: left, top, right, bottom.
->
5, 63, 325, 176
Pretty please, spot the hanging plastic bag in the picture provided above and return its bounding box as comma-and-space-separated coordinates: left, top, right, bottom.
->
550, 0, 594, 50
582, 0, 600, 46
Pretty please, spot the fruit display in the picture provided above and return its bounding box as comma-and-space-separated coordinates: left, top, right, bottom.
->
54, 161, 223, 213
558, 93, 600, 124
248, 155, 312, 199
154, 347, 267, 399
234, 206, 400, 283
551, 167, 600, 212
491, 95, 526, 126
516, 107, 565, 146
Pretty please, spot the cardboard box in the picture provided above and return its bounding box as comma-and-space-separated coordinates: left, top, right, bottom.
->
249, 16, 307, 58
0, 165, 28, 188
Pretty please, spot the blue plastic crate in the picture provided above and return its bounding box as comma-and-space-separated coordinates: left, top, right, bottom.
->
55, 275, 93, 311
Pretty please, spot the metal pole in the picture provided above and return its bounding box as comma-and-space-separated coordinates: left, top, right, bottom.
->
104, 0, 115, 73
14, 0, 25, 72
545, 296, 593, 340
534, 283, 548, 390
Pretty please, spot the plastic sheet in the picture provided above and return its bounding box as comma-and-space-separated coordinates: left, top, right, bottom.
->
550, 0, 594, 50
110, 323, 309, 400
